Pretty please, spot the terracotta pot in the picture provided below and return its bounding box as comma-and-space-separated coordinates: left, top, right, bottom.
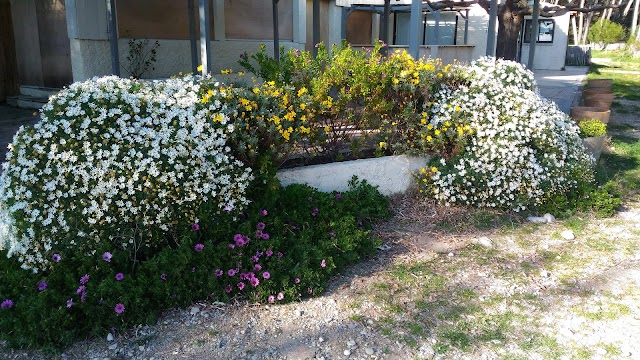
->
582, 89, 614, 98
582, 135, 605, 160
586, 78, 613, 91
570, 106, 611, 124
582, 97, 613, 110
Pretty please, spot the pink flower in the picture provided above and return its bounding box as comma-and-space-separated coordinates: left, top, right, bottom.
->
254, 264, 262, 271
294, 277, 300, 284
228, 269, 238, 277
277, 252, 283, 258
259, 209, 268, 216
268, 295, 275, 303
214, 269, 223, 277
102, 252, 112, 262
228, 244, 235, 249
321, 259, 326, 268
237, 282, 245, 291
114, 303, 125, 314
262, 271, 271, 279
80, 291, 87, 302
277, 292, 284, 301
261, 233, 270, 240
250, 277, 260, 287
266, 250, 273, 257
312, 208, 319, 217
194, 243, 204, 252
225, 285, 233, 293
66, 298, 73, 308
335, 193, 342, 199
115, 273, 124, 281
257, 222, 266, 230
308, 288, 313, 294
52, 253, 61, 262
191, 223, 200, 231
76, 285, 86, 294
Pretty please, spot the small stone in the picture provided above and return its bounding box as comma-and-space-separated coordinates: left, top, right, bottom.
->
540, 270, 550, 278
318, 337, 325, 343
138, 345, 145, 352
107, 333, 114, 342
527, 216, 547, 223
447, 252, 454, 257
365, 347, 374, 355
190, 306, 200, 315
475, 236, 493, 248
343, 349, 351, 356
296, 310, 303, 317
347, 340, 356, 347
127, 351, 133, 357
367, 319, 374, 325
543, 213, 555, 223
108, 344, 117, 350
561, 230, 575, 240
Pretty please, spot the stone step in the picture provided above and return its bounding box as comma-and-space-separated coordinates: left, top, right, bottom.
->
19, 85, 60, 99
6, 95, 48, 110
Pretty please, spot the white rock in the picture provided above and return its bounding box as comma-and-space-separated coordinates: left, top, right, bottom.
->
318, 337, 325, 343
190, 306, 200, 315
475, 237, 493, 248
561, 230, 575, 240
295, 310, 303, 317
107, 333, 114, 342
108, 344, 117, 350
347, 340, 356, 347
543, 213, 555, 223
540, 270, 551, 278
447, 252, 454, 257
343, 349, 351, 356
139, 345, 145, 352
527, 216, 548, 223
365, 347, 375, 355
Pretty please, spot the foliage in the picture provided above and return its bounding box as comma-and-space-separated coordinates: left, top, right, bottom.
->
238, 44, 295, 86
415, 57, 595, 211
0, 76, 253, 273
588, 19, 626, 46
576, 118, 607, 138
123, 39, 160, 79
0, 179, 389, 349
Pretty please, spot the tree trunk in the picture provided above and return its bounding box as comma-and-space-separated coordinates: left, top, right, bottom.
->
578, 0, 585, 45
495, 1, 523, 60
633, 0, 640, 37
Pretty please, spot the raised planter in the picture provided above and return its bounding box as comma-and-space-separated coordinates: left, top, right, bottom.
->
582, 135, 605, 160
582, 92, 614, 109
586, 78, 613, 91
570, 106, 610, 123
276, 155, 430, 195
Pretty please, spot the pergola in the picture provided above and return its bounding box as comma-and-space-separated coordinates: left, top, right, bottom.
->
103, 0, 543, 75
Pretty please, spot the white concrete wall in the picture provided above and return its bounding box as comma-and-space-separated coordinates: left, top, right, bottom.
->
277, 155, 430, 195
464, 4, 490, 61
520, 12, 570, 70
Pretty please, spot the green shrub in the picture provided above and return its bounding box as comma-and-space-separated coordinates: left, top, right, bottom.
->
577, 118, 607, 138
588, 19, 626, 45
0, 179, 389, 349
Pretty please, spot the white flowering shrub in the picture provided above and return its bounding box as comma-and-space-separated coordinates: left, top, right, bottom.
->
0, 76, 253, 272
417, 58, 594, 211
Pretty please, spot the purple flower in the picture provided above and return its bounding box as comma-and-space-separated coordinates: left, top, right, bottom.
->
224, 205, 233, 212
250, 277, 260, 287
294, 277, 301, 284
253, 263, 262, 271
1, 299, 13, 309
191, 223, 200, 231
66, 298, 73, 308
277, 252, 283, 258
76, 285, 86, 295
194, 243, 204, 252
329, 231, 336, 238
228, 244, 235, 249
382, 73, 387, 78
277, 292, 284, 301
227, 269, 238, 277
255, 230, 263, 238
262, 271, 271, 279
214, 269, 223, 277
38, 281, 47, 291
160, 273, 167, 281
321, 259, 326, 268
52, 253, 61, 262
79, 274, 90, 284
335, 193, 342, 199
234, 234, 247, 247
114, 303, 125, 314
261, 233, 270, 240
259, 209, 268, 217
251, 255, 260, 263
115, 273, 124, 281
266, 250, 273, 257
80, 291, 87, 302
102, 252, 112, 262
237, 282, 245, 291
225, 285, 233, 293
312, 208, 319, 217
257, 222, 266, 231
268, 295, 275, 303
308, 288, 313, 294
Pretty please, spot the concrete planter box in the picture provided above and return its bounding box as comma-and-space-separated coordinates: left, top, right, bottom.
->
276, 155, 430, 195
582, 135, 605, 160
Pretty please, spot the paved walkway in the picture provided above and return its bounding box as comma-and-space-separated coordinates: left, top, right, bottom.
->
534, 66, 589, 113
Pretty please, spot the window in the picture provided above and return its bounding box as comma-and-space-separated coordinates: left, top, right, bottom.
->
523, 19, 555, 44
393, 12, 457, 46
224, 0, 293, 40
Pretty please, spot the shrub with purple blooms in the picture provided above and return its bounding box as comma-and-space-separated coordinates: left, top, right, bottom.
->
0, 179, 388, 348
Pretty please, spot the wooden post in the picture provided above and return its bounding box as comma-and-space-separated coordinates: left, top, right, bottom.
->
0, 0, 19, 101
312, 0, 319, 57
188, 0, 198, 74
